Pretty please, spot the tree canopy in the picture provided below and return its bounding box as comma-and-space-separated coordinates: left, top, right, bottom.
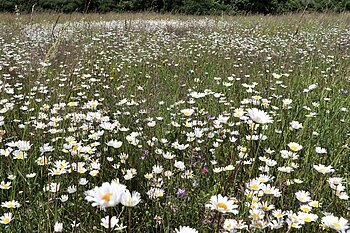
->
1, 0, 349, 14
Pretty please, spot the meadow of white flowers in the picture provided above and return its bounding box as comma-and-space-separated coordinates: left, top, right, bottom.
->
0, 13, 349, 232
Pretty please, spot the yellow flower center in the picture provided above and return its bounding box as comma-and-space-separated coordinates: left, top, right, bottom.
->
304, 217, 312, 222
333, 222, 341, 230
101, 193, 113, 202
183, 111, 191, 116
240, 147, 247, 153
7, 203, 15, 208
310, 202, 319, 207
2, 217, 11, 224
291, 223, 299, 228
185, 122, 192, 127
216, 202, 228, 211
127, 197, 133, 205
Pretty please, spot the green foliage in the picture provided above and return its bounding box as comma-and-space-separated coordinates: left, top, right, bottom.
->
0, 0, 349, 14
98, 0, 117, 12
39, 0, 84, 12
0, 0, 37, 12
0, 13, 349, 232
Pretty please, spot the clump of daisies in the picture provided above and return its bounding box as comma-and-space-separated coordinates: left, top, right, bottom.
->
85, 180, 141, 209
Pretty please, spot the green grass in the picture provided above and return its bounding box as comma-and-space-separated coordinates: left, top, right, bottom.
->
0, 12, 349, 232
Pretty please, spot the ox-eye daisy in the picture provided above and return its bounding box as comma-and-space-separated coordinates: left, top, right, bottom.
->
206, 194, 238, 214
121, 190, 141, 207
0, 213, 13, 224
180, 109, 194, 117
295, 191, 311, 203
313, 164, 334, 174
85, 181, 126, 208
247, 108, 273, 124
322, 215, 349, 232
175, 226, 198, 233
288, 142, 303, 152
1, 200, 20, 209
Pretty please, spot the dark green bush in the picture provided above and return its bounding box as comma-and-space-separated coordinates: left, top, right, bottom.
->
0, 0, 349, 14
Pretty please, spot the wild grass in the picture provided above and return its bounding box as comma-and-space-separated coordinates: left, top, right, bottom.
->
0, 12, 349, 232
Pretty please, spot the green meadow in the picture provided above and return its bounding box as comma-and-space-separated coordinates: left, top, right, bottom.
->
0, 13, 349, 232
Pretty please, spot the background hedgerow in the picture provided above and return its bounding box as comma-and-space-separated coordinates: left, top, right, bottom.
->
1, 0, 350, 14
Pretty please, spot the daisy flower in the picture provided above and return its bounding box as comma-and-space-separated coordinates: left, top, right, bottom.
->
206, 194, 238, 214
180, 109, 194, 117
106, 140, 123, 149
290, 121, 303, 130
288, 142, 303, 152
313, 164, 334, 174
298, 212, 318, 223
223, 219, 248, 231
101, 216, 126, 230
175, 226, 198, 233
0, 212, 13, 224
295, 191, 311, 203
54, 222, 63, 232
0, 181, 11, 190
247, 108, 273, 124
15, 140, 31, 151
85, 181, 127, 208
121, 190, 141, 207
1, 200, 21, 209
322, 215, 349, 232
315, 147, 327, 154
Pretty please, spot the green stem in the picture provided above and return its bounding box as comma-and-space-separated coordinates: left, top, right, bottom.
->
249, 124, 261, 179
216, 213, 222, 233
108, 208, 113, 233
128, 208, 132, 233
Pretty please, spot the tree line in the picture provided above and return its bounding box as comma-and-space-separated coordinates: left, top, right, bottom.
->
1, 0, 349, 14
